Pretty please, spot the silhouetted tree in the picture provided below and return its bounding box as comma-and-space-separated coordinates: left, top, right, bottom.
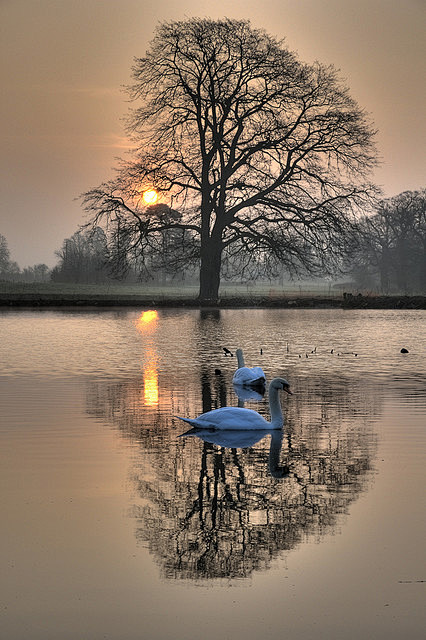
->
82, 18, 378, 303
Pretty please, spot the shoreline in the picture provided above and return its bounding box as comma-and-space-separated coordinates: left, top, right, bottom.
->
1, 293, 425, 310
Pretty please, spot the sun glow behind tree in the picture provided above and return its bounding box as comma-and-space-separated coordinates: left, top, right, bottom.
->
142, 189, 159, 205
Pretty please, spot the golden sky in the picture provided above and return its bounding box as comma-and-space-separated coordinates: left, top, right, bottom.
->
1, 0, 425, 267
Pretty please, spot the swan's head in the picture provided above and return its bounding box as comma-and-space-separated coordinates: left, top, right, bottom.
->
270, 377, 293, 395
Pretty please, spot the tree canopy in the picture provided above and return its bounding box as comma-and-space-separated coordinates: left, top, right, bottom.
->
82, 17, 378, 303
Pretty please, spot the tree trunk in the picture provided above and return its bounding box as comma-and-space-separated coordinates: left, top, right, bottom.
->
379, 246, 391, 294
198, 234, 222, 305
395, 241, 409, 293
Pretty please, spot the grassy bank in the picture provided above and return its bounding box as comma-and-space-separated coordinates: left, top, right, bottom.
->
1, 281, 425, 309
0, 280, 340, 308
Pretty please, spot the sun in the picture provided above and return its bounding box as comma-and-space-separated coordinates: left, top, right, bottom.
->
142, 189, 159, 205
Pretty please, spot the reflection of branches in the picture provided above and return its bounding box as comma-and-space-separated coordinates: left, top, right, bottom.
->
85, 371, 379, 581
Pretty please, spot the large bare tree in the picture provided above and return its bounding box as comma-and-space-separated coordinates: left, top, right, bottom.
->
82, 18, 378, 303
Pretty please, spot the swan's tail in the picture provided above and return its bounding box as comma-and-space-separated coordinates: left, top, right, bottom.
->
247, 377, 266, 388
175, 415, 199, 427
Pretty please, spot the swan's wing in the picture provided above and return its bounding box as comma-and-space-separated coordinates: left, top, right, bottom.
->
176, 408, 230, 428
176, 406, 270, 430
233, 366, 266, 386
250, 366, 266, 380
232, 368, 248, 384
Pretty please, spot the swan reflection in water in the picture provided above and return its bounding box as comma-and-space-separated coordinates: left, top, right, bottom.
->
233, 382, 265, 404
179, 428, 291, 478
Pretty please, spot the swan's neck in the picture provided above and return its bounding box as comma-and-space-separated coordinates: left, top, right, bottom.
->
269, 384, 283, 428
236, 349, 245, 368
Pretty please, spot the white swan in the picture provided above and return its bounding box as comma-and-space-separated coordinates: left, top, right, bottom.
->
232, 348, 266, 387
176, 377, 292, 430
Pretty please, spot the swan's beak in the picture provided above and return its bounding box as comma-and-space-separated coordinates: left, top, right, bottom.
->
283, 385, 293, 395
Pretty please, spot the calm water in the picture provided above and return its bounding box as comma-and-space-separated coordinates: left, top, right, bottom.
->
0, 308, 425, 639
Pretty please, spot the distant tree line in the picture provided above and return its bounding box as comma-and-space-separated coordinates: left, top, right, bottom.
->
348, 188, 426, 294
51, 225, 193, 284
0, 234, 50, 282
51, 227, 113, 284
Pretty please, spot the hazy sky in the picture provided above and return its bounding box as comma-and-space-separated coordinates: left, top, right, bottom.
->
1, 0, 425, 268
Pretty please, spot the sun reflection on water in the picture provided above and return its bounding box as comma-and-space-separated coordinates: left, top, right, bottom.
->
135, 310, 158, 331
135, 310, 159, 406
143, 357, 159, 406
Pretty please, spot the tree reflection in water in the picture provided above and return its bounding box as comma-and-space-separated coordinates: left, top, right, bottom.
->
86, 366, 378, 581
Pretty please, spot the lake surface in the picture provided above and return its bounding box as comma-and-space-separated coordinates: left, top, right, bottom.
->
0, 307, 425, 639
